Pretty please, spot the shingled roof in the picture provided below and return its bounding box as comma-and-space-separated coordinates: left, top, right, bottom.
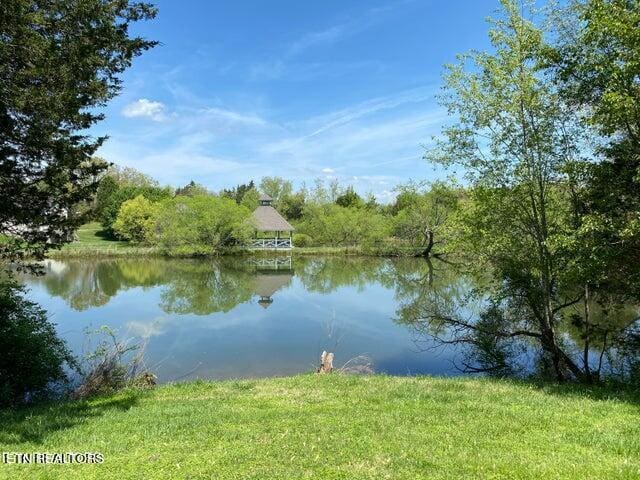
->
251, 206, 295, 232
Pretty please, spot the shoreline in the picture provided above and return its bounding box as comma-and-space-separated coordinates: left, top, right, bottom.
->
46, 245, 425, 259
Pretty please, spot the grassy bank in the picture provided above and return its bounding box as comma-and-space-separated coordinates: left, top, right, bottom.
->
1, 375, 638, 479
48, 223, 421, 258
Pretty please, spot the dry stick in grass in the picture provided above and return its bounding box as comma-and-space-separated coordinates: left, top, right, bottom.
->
316, 351, 334, 374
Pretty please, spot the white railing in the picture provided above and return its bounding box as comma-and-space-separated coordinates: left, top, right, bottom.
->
247, 238, 292, 249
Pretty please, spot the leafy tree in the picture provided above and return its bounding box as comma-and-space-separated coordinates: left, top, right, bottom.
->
0, 279, 76, 406
335, 186, 364, 209
0, 0, 157, 262
95, 175, 120, 218
240, 188, 260, 210
393, 181, 460, 256
280, 190, 307, 220
259, 176, 293, 208
175, 180, 210, 197
221, 180, 255, 205
106, 165, 158, 189
425, 0, 597, 381
300, 204, 390, 247
551, 0, 640, 301
154, 195, 252, 255
100, 184, 172, 235
113, 195, 159, 243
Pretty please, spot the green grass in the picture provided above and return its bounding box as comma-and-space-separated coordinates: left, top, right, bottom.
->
1, 375, 639, 479
49, 223, 160, 258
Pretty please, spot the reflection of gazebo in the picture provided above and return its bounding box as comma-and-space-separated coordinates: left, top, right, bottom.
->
248, 194, 294, 249
255, 272, 293, 308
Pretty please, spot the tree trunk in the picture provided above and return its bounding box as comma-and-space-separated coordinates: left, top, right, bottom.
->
419, 229, 434, 257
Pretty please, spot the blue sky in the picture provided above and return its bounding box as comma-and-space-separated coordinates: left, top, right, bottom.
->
95, 0, 499, 202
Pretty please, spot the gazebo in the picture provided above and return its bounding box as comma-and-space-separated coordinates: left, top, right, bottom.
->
248, 194, 295, 249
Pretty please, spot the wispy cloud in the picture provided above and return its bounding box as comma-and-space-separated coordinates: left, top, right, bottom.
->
122, 98, 167, 122
249, 0, 413, 82
100, 84, 446, 201
287, 0, 414, 57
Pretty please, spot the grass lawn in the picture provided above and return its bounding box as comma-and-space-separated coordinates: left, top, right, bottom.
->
1, 375, 639, 479
49, 222, 159, 257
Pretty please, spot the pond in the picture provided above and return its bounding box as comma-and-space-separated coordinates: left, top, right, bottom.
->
20, 255, 469, 383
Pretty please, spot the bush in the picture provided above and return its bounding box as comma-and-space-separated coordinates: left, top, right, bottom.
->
0, 280, 76, 406
293, 233, 314, 247
100, 184, 173, 235
298, 204, 391, 247
154, 195, 253, 255
113, 195, 159, 243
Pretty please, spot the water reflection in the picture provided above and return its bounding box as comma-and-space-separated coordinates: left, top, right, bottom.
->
20, 256, 470, 381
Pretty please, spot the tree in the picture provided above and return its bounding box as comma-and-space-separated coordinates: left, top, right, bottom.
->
259, 176, 293, 208
393, 181, 460, 256
175, 180, 210, 197
300, 204, 390, 247
113, 195, 159, 243
154, 195, 252, 255
335, 186, 364, 209
424, 0, 597, 381
221, 181, 255, 205
551, 0, 640, 301
239, 188, 260, 210
100, 184, 173, 235
0, 0, 157, 262
280, 190, 307, 220
0, 280, 76, 406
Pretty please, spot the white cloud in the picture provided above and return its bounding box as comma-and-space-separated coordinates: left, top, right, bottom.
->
122, 98, 167, 122
321, 167, 335, 173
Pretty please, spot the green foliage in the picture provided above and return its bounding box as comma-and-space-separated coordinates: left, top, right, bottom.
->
100, 183, 172, 236
154, 195, 252, 255
551, 0, 640, 301
175, 180, 210, 197
392, 181, 460, 255
424, 0, 603, 382
299, 204, 390, 247
221, 181, 256, 205
259, 176, 293, 208
113, 195, 159, 243
239, 188, 260, 210
335, 186, 364, 209
0, 280, 76, 406
292, 233, 313, 247
280, 191, 307, 220
0, 0, 157, 262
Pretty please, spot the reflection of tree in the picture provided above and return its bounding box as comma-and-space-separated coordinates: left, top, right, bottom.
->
21, 259, 169, 311
295, 256, 387, 293
24, 258, 290, 316
159, 260, 256, 315
388, 258, 477, 348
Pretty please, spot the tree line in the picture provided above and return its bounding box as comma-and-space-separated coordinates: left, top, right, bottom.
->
91, 165, 464, 256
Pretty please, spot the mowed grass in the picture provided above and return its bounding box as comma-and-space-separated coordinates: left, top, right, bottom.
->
1, 375, 639, 479
50, 222, 159, 257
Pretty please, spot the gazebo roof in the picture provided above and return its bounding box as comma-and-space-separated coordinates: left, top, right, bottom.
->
259, 193, 273, 202
251, 205, 294, 232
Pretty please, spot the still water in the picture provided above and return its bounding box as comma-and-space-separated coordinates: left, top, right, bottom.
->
21, 256, 466, 383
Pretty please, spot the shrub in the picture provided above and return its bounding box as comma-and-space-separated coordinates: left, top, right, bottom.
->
299, 204, 391, 247
293, 233, 313, 247
153, 195, 253, 255
0, 280, 76, 406
113, 195, 159, 243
